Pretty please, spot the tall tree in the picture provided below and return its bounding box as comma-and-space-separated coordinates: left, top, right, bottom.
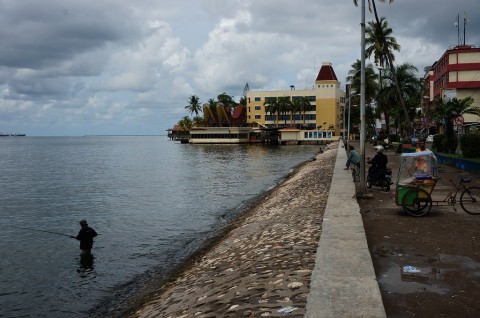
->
277, 96, 292, 126
354, 0, 411, 126
365, 18, 399, 69
264, 97, 279, 127
178, 116, 193, 131
353, 0, 394, 31
347, 60, 379, 106
217, 93, 236, 108
427, 97, 479, 151
299, 96, 311, 126
364, 17, 410, 124
381, 63, 421, 133
291, 98, 303, 126
185, 95, 202, 117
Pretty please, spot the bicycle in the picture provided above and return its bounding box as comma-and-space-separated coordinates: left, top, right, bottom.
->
400, 178, 480, 217
351, 163, 360, 182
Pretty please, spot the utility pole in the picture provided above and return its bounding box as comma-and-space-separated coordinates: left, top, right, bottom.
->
359, 0, 367, 194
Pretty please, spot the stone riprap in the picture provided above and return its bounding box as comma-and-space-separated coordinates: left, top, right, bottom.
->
131, 143, 337, 318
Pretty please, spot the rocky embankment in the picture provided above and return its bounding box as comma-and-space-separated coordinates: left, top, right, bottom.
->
129, 143, 337, 317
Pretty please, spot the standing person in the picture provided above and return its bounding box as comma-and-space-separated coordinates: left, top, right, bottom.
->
344, 145, 360, 170
70, 220, 98, 256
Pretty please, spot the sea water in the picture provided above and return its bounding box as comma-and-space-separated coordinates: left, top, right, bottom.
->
0, 136, 319, 317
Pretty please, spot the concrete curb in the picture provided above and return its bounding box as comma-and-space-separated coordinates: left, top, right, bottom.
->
305, 141, 386, 318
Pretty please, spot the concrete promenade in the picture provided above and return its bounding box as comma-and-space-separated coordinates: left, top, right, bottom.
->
305, 140, 386, 317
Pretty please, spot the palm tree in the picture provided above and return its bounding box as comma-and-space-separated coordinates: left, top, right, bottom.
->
347, 60, 379, 105
178, 116, 193, 131
353, 0, 394, 28
192, 116, 204, 127
291, 98, 302, 127
289, 97, 300, 126
426, 97, 479, 152
354, 0, 411, 126
185, 95, 202, 117
277, 96, 291, 126
365, 18, 399, 70
299, 96, 311, 126
264, 97, 279, 127
380, 63, 421, 133
364, 18, 409, 124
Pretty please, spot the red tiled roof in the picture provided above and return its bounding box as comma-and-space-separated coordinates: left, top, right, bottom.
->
316, 62, 338, 81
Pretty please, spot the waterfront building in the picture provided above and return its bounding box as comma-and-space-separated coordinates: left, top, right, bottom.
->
424, 44, 480, 130
245, 62, 346, 137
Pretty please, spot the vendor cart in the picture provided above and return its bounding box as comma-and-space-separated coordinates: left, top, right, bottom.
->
395, 150, 438, 216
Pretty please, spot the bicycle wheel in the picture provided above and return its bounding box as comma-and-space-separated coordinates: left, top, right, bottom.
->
460, 187, 480, 215
366, 175, 372, 188
382, 179, 390, 192
402, 188, 432, 217
352, 168, 360, 182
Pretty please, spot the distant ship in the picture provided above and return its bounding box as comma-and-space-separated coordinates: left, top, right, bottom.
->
0, 133, 26, 137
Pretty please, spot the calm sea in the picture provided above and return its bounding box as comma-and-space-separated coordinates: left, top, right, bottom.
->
0, 136, 320, 317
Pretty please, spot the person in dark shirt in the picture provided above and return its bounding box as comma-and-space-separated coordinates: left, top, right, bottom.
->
367, 146, 388, 181
70, 220, 98, 256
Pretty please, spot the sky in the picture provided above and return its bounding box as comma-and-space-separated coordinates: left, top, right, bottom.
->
0, 0, 479, 136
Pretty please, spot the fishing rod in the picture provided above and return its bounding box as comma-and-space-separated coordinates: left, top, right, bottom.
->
13, 226, 71, 237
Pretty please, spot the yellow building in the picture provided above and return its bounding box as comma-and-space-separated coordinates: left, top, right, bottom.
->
246, 62, 346, 137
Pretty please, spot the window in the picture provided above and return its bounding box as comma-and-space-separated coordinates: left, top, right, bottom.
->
254, 97, 261, 101
255, 106, 261, 110
255, 115, 261, 119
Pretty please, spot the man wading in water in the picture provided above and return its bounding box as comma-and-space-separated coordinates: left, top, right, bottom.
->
70, 220, 98, 256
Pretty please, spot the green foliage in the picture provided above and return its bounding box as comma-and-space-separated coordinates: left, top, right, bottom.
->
441, 136, 457, 154
433, 134, 444, 152
377, 133, 399, 143
178, 116, 193, 130
389, 134, 400, 142
460, 133, 480, 158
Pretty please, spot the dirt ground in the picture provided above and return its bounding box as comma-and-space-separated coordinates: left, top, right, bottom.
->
351, 140, 480, 318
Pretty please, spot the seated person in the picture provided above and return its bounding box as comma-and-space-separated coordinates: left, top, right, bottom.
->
367, 146, 388, 180
344, 145, 360, 170
416, 142, 429, 152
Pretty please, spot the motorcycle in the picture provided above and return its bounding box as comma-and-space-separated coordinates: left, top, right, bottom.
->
366, 167, 393, 191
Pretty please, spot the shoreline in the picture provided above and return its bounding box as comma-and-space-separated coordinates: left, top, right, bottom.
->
123, 143, 337, 317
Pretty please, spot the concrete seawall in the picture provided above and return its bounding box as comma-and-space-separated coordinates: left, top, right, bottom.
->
305, 141, 386, 317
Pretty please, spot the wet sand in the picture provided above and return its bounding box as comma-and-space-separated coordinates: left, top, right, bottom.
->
127, 143, 337, 317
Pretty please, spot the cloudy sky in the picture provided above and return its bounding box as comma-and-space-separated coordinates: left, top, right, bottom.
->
0, 0, 478, 136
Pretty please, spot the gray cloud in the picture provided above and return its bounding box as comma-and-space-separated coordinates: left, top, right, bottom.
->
0, 0, 478, 136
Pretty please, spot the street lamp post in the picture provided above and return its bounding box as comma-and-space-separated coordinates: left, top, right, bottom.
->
359, 0, 367, 194
347, 103, 358, 151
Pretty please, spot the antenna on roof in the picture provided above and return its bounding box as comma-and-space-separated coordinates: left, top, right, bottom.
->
455, 14, 460, 46
463, 12, 468, 45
